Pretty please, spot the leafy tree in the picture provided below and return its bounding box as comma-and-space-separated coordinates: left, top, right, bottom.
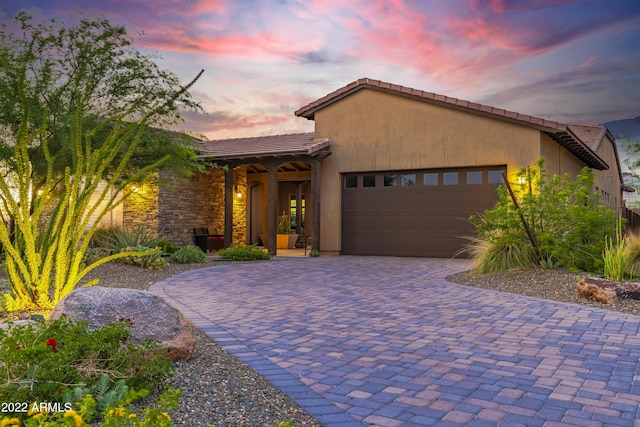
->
0, 13, 203, 311
470, 158, 617, 273
0, 12, 203, 203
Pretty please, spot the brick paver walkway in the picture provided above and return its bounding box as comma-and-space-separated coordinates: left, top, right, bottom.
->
150, 256, 640, 426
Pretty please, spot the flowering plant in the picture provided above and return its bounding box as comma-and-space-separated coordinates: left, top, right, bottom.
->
0, 316, 173, 421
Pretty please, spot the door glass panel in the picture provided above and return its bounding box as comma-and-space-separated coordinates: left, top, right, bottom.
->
383, 175, 397, 187
423, 173, 438, 186
401, 174, 416, 186
443, 172, 458, 185
363, 175, 376, 187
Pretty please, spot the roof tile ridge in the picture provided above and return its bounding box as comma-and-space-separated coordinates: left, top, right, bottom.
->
203, 132, 314, 144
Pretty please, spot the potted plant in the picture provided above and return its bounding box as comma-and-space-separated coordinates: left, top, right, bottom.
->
277, 211, 299, 249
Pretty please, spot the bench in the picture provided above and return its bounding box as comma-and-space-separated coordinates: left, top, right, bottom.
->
193, 227, 225, 252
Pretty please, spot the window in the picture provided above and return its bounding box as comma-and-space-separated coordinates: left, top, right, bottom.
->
383, 175, 397, 187
467, 171, 483, 185
363, 175, 376, 187
443, 172, 458, 185
289, 195, 305, 231
401, 174, 416, 187
345, 176, 357, 188
423, 173, 438, 186
488, 170, 504, 184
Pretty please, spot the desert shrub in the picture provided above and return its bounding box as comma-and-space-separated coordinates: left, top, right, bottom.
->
0, 386, 181, 426
624, 232, 640, 278
0, 316, 173, 420
218, 244, 273, 261
463, 236, 537, 274
308, 249, 321, 258
83, 247, 110, 265
98, 226, 161, 253
470, 159, 617, 273
157, 237, 178, 254
170, 245, 207, 264
117, 246, 167, 270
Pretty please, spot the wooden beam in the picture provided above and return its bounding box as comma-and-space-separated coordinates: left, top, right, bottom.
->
310, 159, 322, 251
224, 167, 233, 248
267, 163, 278, 255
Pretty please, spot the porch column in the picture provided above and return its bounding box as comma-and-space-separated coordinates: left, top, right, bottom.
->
311, 159, 322, 251
224, 166, 233, 248
267, 162, 279, 255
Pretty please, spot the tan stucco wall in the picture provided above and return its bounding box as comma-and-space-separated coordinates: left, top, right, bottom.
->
593, 135, 623, 211
312, 88, 610, 254
540, 133, 623, 212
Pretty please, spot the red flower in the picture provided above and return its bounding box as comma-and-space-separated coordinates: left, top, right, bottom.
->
46, 338, 57, 347
119, 317, 125, 322
53, 349, 59, 353
122, 336, 128, 342
15, 346, 20, 350
135, 367, 140, 372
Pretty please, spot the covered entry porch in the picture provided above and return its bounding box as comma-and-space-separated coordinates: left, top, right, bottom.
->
197, 133, 331, 255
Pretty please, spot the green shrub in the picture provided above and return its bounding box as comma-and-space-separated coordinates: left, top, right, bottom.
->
157, 237, 178, 255
0, 316, 173, 420
308, 249, 321, 258
625, 233, 640, 278
218, 244, 273, 261
1, 386, 181, 426
470, 159, 617, 273
98, 226, 161, 253
83, 247, 110, 265
170, 245, 207, 264
463, 236, 537, 274
117, 246, 168, 270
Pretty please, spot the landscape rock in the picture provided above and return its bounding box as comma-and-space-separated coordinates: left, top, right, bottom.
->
49, 286, 194, 361
616, 282, 640, 300
577, 277, 618, 304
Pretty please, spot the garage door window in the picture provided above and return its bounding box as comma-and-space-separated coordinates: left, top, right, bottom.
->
467, 171, 483, 184
363, 175, 376, 187
402, 174, 416, 186
345, 176, 357, 188
384, 175, 397, 186
443, 172, 458, 185
423, 173, 438, 186
488, 170, 504, 184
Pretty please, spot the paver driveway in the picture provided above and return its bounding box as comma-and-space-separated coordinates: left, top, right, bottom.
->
150, 256, 640, 426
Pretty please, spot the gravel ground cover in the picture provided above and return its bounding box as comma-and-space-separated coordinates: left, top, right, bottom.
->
7, 258, 640, 426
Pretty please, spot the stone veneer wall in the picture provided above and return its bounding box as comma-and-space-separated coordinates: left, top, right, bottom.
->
123, 167, 248, 247
122, 178, 159, 235
158, 167, 247, 246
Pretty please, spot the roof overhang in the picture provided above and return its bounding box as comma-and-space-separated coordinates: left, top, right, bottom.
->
196, 132, 332, 166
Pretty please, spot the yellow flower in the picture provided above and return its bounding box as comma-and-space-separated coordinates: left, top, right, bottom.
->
0, 418, 20, 427
128, 414, 137, 419
63, 410, 83, 427
162, 412, 171, 421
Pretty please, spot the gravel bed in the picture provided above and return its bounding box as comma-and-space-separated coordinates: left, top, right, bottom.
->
447, 267, 640, 316
27, 260, 640, 425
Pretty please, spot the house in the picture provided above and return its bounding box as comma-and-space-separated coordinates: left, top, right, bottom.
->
123, 78, 625, 258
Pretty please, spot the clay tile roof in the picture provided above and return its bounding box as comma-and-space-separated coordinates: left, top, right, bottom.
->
197, 132, 331, 161
566, 123, 609, 152
295, 77, 610, 170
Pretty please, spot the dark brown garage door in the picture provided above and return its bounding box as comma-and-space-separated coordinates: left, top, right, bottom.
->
341, 167, 505, 257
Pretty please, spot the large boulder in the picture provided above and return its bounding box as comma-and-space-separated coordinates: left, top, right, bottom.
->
49, 286, 194, 361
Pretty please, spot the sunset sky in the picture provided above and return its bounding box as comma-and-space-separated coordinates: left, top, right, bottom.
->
1, 0, 639, 140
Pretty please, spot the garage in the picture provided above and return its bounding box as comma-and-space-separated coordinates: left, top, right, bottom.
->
341, 166, 506, 257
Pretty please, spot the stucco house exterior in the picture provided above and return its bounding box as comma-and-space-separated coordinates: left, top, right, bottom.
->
123, 78, 625, 258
